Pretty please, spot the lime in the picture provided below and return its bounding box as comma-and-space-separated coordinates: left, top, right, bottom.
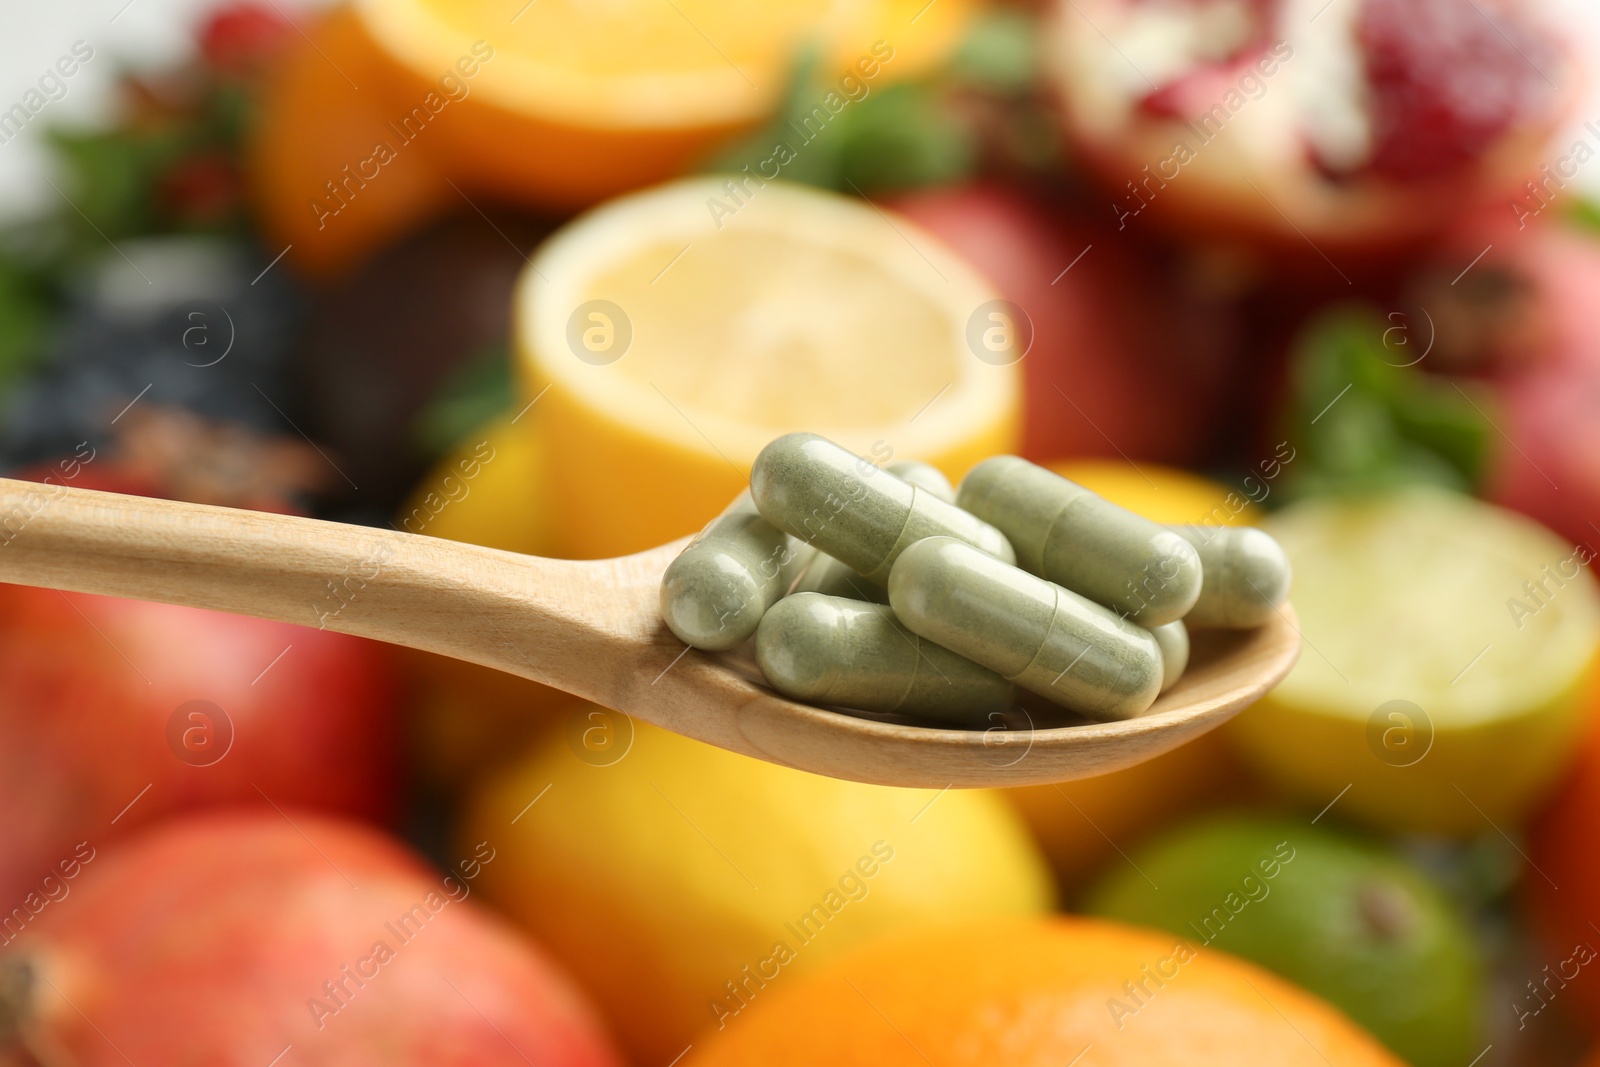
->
1081, 813, 1484, 1067
1228, 488, 1600, 833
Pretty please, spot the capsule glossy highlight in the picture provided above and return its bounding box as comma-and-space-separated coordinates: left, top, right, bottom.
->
1150, 620, 1189, 695
888, 536, 1164, 720
751, 433, 1015, 583
957, 456, 1202, 626
755, 592, 1013, 723
660, 491, 798, 651
1171, 525, 1292, 628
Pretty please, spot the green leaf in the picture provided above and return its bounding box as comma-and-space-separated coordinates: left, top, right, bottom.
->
1567, 195, 1600, 235
1282, 306, 1494, 502
832, 84, 976, 192
410, 342, 514, 459
0, 259, 55, 393
946, 9, 1038, 94
701, 38, 977, 195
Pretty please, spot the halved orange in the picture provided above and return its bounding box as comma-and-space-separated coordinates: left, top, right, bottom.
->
249, 0, 974, 276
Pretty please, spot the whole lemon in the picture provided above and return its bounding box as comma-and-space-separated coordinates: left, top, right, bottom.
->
460, 716, 1054, 1064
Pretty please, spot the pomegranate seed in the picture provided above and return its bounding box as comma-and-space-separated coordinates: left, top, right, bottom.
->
1357, 0, 1557, 180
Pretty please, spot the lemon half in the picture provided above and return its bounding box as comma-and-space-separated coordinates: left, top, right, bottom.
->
516, 178, 1020, 557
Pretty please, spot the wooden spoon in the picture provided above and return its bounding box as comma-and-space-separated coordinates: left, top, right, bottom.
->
0, 478, 1299, 788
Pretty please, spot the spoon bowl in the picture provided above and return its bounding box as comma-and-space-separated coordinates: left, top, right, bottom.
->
0, 478, 1299, 787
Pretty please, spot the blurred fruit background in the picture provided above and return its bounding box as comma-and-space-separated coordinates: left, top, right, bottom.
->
2, 0, 1600, 1062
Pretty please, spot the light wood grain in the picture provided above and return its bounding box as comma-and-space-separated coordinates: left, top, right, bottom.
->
0, 477, 1299, 787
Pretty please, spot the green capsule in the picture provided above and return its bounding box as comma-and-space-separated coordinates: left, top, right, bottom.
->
755, 592, 1013, 723
1151, 620, 1188, 695
1169, 525, 1292, 628
751, 433, 1015, 583
659, 491, 798, 651
888, 536, 1163, 720
956, 456, 1202, 626
790, 550, 888, 603
786, 459, 957, 602
886, 459, 955, 503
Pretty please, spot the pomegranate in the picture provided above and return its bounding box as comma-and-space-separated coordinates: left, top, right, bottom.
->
0, 465, 399, 908
0, 813, 624, 1065
1041, 0, 1575, 261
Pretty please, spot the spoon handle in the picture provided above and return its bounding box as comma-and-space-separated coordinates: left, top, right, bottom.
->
0, 477, 597, 687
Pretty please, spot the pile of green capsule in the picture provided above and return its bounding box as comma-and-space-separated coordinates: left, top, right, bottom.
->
659, 432, 1292, 726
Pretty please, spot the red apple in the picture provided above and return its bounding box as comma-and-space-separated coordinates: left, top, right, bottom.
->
890, 182, 1240, 464
0, 812, 624, 1065
0, 463, 399, 907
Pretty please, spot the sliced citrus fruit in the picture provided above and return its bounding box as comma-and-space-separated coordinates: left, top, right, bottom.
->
247, 7, 453, 278
515, 177, 1020, 558
1005, 460, 1263, 890
1229, 488, 1600, 834
250, 0, 973, 276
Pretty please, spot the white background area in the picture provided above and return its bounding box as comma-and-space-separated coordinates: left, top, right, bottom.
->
1, 0, 1599, 217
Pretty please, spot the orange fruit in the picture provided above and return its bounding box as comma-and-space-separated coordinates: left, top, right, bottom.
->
1005, 459, 1263, 891
248, 6, 453, 278
1526, 680, 1600, 1033
515, 177, 1020, 559
684, 917, 1405, 1066
249, 0, 973, 276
